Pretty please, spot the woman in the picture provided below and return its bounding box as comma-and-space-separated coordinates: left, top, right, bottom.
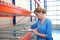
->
25, 7, 53, 40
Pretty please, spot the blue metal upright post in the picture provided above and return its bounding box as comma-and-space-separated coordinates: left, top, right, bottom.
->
44, 0, 47, 9
12, 0, 16, 25
12, 0, 16, 37
30, 0, 32, 22
35, 2, 36, 21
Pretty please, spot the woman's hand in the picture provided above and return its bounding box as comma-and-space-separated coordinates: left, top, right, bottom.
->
21, 27, 33, 31
25, 27, 30, 30
32, 29, 39, 35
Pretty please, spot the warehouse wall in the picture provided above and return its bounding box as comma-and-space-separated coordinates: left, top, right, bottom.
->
15, 0, 30, 11
0, 17, 12, 28
46, 0, 60, 30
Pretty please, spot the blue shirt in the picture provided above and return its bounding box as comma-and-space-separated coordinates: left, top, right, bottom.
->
31, 18, 52, 40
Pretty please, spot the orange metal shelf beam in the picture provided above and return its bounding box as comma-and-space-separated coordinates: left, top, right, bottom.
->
0, 1, 31, 17
19, 32, 32, 40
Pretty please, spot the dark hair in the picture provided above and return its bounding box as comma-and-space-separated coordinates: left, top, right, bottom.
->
42, 8, 47, 14
34, 7, 46, 14
34, 7, 42, 13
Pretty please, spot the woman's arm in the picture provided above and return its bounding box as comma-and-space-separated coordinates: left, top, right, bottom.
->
32, 29, 46, 38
